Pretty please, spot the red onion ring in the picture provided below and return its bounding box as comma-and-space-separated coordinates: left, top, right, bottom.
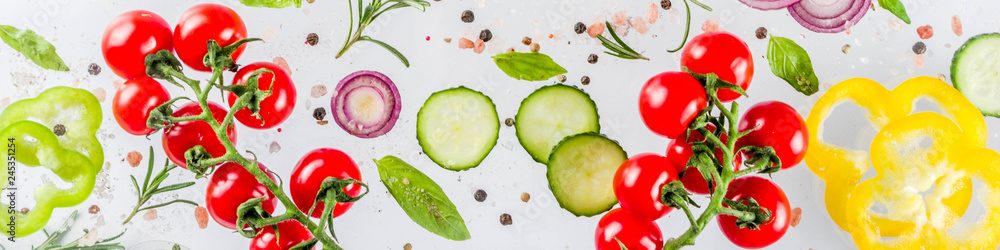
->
739, 0, 802, 10
330, 70, 402, 138
788, 0, 871, 33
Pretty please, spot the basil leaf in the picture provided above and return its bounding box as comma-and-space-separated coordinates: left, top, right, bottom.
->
766, 36, 819, 96
877, 0, 910, 24
374, 156, 471, 241
0, 25, 69, 71
239, 0, 302, 8
492, 52, 568, 81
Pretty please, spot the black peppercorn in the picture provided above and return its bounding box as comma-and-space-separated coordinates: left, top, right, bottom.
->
500, 213, 513, 226
587, 54, 599, 64
912, 41, 926, 54
313, 107, 327, 121
52, 124, 66, 136
581, 76, 591, 85
661, 0, 672, 10
755, 27, 768, 39
480, 29, 493, 42
474, 189, 487, 202
306, 33, 319, 46
504, 118, 514, 127
574, 22, 587, 34
87, 63, 101, 76
461, 10, 475, 23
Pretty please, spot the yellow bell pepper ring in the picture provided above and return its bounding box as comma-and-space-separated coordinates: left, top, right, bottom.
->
0, 120, 98, 238
805, 76, 986, 232
846, 112, 1000, 249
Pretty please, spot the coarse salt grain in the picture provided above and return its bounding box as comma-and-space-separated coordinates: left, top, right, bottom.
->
646, 3, 659, 24
588, 23, 606, 38
914, 54, 925, 69
701, 20, 719, 32
952, 16, 963, 36
458, 38, 474, 49
311, 85, 327, 98
632, 17, 649, 34
92, 88, 106, 103
612, 11, 628, 27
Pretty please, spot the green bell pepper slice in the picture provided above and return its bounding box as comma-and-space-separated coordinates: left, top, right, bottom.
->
1, 120, 97, 238
0, 86, 104, 170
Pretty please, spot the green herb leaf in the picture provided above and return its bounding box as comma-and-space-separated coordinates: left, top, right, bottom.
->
492, 52, 568, 81
877, 0, 910, 24
0, 25, 69, 71
374, 156, 471, 241
239, 0, 302, 8
766, 36, 820, 96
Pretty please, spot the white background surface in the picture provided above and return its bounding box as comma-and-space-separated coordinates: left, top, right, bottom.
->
2, 0, 1000, 249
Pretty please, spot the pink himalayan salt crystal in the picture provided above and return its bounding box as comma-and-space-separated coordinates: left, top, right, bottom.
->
473, 39, 486, 54
458, 38, 474, 49
92, 88, 106, 103
311, 84, 327, 98
646, 3, 659, 24
701, 20, 719, 32
914, 54, 925, 69
632, 17, 649, 34
143, 209, 158, 221
588, 22, 606, 38
113, 78, 125, 90
917, 25, 934, 39
952, 15, 963, 36
273, 57, 291, 75
195, 206, 209, 229
612, 11, 628, 27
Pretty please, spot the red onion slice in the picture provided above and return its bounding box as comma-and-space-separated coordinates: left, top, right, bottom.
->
331, 70, 402, 138
739, 0, 802, 10
788, 0, 871, 33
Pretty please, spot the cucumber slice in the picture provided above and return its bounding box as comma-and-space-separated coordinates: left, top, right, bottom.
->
547, 133, 626, 217
951, 33, 1000, 117
515, 84, 600, 164
417, 86, 500, 171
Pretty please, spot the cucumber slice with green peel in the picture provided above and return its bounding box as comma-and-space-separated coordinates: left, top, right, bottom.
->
417, 86, 500, 171
547, 133, 626, 217
951, 33, 1000, 117
515, 84, 601, 164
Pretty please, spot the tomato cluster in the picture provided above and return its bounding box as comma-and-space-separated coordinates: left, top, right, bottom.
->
599, 32, 807, 249
102, 5, 352, 250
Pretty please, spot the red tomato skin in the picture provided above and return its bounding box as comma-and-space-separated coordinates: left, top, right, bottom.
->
112, 77, 170, 135
613, 154, 679, 221
206, 161, 278, 230
227, 62, 297, 129
251, 220, 315, 250
737, 101, 808, 169
290, 148, 363, 219
718, 176, 790, 249
173, 4, 247, 72
162, 102, 237, 168
101, 10, 173, 79
595, 208, 664, 250
639, 71, 708, 139
680, 31, 754, 102
665, 124, 743, 194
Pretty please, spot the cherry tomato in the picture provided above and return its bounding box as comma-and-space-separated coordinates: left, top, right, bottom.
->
227, 62, 297, 129
101, 10, 173, 79
290, 148, 363, 219
666, 124, 743, 194
595, 208, 664, 250
206, 161, 278, 230
251, 220, 315, 250
162, 102, 237, 168
639, 71, 708, 139
717, 176, 790, 249
736, 101, 808, 169
613, 154, 679, 221
680, 32, 754, 102
173, 4, 247, 72
112, 77, 170, 135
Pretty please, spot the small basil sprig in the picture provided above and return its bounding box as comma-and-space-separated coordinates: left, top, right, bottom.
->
766, 35, 819, 96
0, 25, 69, 71
374, 155, 471, 241
492, 52, 568, 81
877, 0, 910, 24
239, 0, 302, 8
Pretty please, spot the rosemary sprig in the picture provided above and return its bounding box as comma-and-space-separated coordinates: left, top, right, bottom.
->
335, 0, 431, 67
667, 0, 713, 53
31, 211, 126, 250
597, 21, 649, 60
122, 147, 197, 225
